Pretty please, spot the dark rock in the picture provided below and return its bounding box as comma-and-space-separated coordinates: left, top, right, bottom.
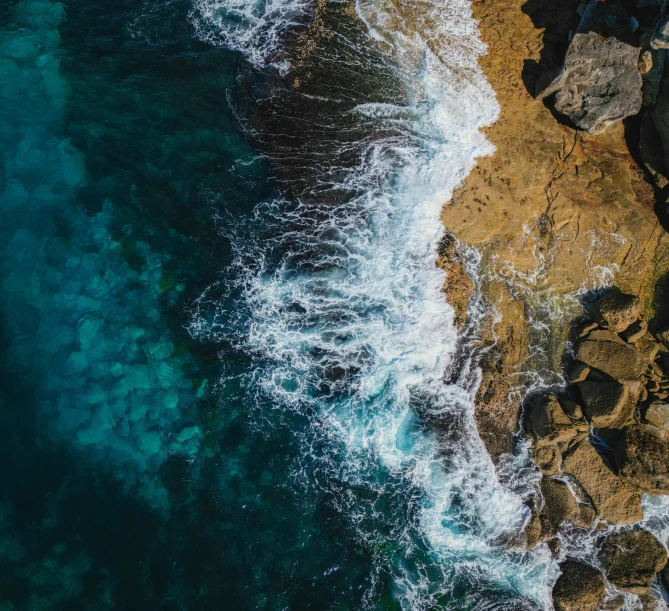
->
613, 425, 669, 493
651, 2, 669, 49
590, 291, 641, 332
563, 439, 643, 524
622, 319, 649, 343
601, 530, 667, 594
577, 380, 640, 427
651, 57, 669, 176
548, 537, 561, 557
526, 394, 579, 445
552, 558, 606, 611
537, 29, 642, 133
567, 361, 590, 383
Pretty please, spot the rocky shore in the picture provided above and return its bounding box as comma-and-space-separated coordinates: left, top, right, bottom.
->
441, 0, 669, 606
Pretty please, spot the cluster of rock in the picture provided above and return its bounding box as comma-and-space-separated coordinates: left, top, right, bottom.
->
537, 0, 669, 189
525, 290, 669, 526
522, 289, 669, 606
552, 530, 668, 610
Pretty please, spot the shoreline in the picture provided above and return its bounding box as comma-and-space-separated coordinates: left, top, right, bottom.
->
442, 0, 669, 461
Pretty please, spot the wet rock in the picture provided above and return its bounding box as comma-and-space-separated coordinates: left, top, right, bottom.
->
563, 439, 643, 524
537, 28, 642, 133
613, 425, 669, 493
575, 334, 649, 381
548, 537, 561, 557
577, 380, 640, 428
601, 530, 667, 594
552, 558, 606, 611
590, 291, 641, 333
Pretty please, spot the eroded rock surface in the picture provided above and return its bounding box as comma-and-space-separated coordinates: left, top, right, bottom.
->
552, 558, 606, 611
601, 530, 667, 594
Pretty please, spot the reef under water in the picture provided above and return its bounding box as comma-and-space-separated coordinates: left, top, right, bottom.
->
0, 0, 589, 608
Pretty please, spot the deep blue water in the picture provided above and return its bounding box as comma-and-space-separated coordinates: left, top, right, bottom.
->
0, 0, 558, 609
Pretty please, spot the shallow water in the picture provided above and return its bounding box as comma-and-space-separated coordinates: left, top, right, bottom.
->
0, 0, 593, 608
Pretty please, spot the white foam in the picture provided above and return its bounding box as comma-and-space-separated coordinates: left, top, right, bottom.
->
190, 0, 561, 606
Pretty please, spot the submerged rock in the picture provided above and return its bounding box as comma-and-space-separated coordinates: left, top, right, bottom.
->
601, 530, 667, 594
552, 558, 606, 611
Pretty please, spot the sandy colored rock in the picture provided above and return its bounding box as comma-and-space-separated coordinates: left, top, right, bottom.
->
526, 393, 578, 445
645, 402, 669, 429
440, 0, 669, 461
575, 336, 649, 381
436, 233, 473, 329
552, 558, 606, 611
602, 530, 667, 594
563, 439, 643, 523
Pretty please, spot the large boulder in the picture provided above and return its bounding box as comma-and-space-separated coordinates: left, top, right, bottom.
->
552, 558, 606, 611
602, 530, 667, 594
563, 439, 643, 524
575, 334, 649, 381
537, 30, 642, 133
651, 57, 669, 176
577, 380, 641, 428
525, 394, 580, 446
590, 291, 641, 333
645, 402, 669, 431
613, 425, 669, 493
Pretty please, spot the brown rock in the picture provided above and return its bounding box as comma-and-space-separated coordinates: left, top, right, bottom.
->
577, 380, 640, 428
634, 337, 662, 362
526, 394, 578, 445
613, 425, 669, 494
540, 477, 578, 535
590, 291, 641, 333
645, 402, 669, 430
622, 319, 649, 343
575, 337, 650, 381
552, 558, 606, 611
563, 439, 643, 524
602, 530, 667, 594
532, 443, 563, 475
567, 361, 590, 383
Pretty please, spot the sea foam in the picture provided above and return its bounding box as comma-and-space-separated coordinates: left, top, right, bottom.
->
190, 0, 559, 606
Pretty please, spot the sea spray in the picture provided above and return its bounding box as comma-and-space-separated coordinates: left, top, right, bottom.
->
190, 0, 561, 606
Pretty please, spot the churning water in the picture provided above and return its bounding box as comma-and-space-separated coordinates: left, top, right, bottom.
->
190, 0, 558, 607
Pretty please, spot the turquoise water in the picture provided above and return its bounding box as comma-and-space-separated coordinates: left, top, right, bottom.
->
0, 0, 556, 609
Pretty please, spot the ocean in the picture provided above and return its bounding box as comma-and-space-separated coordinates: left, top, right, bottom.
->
0, 0, 626, 608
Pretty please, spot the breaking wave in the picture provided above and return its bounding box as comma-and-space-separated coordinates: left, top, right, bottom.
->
190, 0, 559, 606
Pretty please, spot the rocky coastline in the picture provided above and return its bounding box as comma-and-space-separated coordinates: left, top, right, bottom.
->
442, 0, 669, 607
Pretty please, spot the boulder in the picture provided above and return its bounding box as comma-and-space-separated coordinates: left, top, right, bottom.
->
552, 558, 606, 611
575, 336, 649, 382
567, 361, 590, 384
645, 401, 669, 430
622, 319, 649, 343
563, 439, 643, 524
532, 443, 563, 475
590, 291, 641, 333
577, 380, 640, 428
601, 530, 667, 594
537, 30, 642, 133
525, 394, 578, 445
613, 425, 669, 493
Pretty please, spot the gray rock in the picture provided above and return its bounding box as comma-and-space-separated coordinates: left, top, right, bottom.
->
552, 558, 606, 611
651, 3, 669, 50
602, 530, 667, 594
